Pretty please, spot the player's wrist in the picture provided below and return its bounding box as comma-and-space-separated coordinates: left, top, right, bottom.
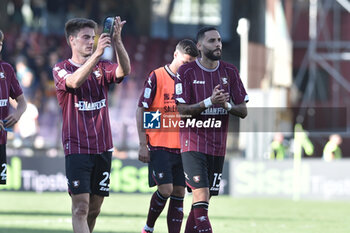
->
203, 97, 213, 108
139, 142, 148, 146
225, 102, 232, 111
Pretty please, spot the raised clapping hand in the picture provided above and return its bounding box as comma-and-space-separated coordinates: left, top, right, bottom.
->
210, 84, 230, 106
112, 16, 126, 43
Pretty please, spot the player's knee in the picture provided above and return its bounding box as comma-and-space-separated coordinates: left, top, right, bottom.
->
172, 186, 185, 197
88, 207, 101, 220
158, 187, 173, 198
72, 202, 89, 218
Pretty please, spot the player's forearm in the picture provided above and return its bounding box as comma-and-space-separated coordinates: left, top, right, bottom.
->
114, 41, 131, 78
136, 107, 148, 146
14, 94, 27, 120
66, 53, 101, 89
226, 102, 247, 118
177, 102, 207, 117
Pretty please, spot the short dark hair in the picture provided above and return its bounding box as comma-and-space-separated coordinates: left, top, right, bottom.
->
64, 18, 97, 46
0, 30, 4, 42
176, 39, 199, 57
196, 26, 218, 42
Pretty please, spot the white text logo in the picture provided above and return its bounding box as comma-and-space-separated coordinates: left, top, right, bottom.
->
193, 80, 205, 84
74, 99, 106, 111
0, 99, 8, 107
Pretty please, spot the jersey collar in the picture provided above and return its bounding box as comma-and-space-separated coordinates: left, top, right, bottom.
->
68, 59, 83, 67
195, 58, 220, 72
164, 64, 176, 79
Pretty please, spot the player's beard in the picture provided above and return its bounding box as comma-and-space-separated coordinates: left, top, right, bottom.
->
204, 48, 222, 61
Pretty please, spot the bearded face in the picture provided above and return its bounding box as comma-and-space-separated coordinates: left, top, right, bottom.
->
198, 30, 222, 61
203, 47, 222, 61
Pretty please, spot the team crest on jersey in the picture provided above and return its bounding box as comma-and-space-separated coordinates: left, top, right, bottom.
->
193, 175, 201, 183
0, 72, 5, 79
221, 77, 228, 85
72, 180, 80, 188
93, 69, 102, 80
158, 173, 164, 179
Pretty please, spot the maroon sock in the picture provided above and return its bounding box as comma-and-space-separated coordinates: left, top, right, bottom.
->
184, 208, 198, 233
146, 190, 168, 228
167, 196, 184, 233
193, 202, 212, 233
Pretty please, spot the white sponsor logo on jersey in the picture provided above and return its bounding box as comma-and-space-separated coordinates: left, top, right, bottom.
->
193, 80, 205, 84
175, 83, 182, 95
201, 107, 227, 115
144, 87, 151, 98
74, 99, 106, 111
0, 99, 8, 107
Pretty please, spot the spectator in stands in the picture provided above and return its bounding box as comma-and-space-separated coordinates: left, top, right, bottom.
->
323, 134, 342, 162
269, 132, 287, 160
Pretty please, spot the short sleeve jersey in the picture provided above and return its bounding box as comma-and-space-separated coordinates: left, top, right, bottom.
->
0, 61, 23, 144
174, 59, 248, 156
53, 59, 122, 155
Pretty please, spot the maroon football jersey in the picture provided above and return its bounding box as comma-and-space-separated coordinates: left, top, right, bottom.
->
174, 59, 248, 156
0, 61, 23, 144
53, 59, 123, 155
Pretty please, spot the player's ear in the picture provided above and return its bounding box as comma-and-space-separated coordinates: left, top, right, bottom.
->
174, 50, 178, 59
196, 42, 201, 51
69, 35, 75, 47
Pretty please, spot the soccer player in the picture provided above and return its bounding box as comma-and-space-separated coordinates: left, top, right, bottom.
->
52, 17, 130, 233
174, 27, 249, 233
0, 29, 27, 185
137, 39, 199, 233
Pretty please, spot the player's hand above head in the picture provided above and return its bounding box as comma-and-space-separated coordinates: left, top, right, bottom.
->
138, 144, 150, 163
112, 16, 126, 42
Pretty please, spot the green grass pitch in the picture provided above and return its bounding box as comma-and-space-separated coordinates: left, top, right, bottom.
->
0, 192, 350, 233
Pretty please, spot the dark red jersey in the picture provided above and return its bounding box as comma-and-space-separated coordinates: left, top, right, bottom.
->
0, 61, 23, 144
53, 59, 123, 155
174, 59, 248, 156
